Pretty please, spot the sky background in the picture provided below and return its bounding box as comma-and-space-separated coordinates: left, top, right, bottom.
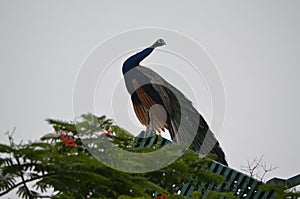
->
1, 0, 300, 191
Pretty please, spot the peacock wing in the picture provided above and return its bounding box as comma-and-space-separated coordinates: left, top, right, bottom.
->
131, 77, 168, 132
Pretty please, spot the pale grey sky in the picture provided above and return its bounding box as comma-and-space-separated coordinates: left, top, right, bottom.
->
1, 0, 300, 188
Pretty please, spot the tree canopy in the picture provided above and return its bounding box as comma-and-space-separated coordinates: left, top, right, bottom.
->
0, 114, 298, 198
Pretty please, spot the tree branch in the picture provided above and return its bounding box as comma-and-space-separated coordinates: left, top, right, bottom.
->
240, 155, 278, 182
0, 173, 52, 197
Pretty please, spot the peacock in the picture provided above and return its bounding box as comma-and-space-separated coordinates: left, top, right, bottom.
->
122, 39, 228, 165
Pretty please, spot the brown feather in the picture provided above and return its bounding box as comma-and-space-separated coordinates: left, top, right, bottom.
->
133, 102, 148, 126
132, 79, 168, 132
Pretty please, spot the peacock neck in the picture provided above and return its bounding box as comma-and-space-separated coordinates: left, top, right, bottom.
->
122, 47, 154, 74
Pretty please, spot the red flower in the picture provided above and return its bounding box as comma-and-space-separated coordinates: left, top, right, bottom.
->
104, 129, 113, 135
59, 131, 77, 147
156, 195, 168, 199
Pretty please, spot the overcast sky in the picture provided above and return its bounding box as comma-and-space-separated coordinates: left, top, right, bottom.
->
1, 0, 300, 189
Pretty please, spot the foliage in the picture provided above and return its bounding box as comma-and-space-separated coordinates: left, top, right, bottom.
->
205, 190, 237, 199
259, 184, 300, 199
0, 113, 256, 198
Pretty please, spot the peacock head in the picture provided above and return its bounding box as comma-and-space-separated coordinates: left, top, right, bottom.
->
150, 39, 166, 48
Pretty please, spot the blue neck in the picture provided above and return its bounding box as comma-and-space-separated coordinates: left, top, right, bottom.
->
122, 47, 154, 74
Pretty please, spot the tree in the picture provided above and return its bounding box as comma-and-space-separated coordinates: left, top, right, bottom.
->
240, 156, 300, 198
240, 155, 278, 182
0, 113, 234, 199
